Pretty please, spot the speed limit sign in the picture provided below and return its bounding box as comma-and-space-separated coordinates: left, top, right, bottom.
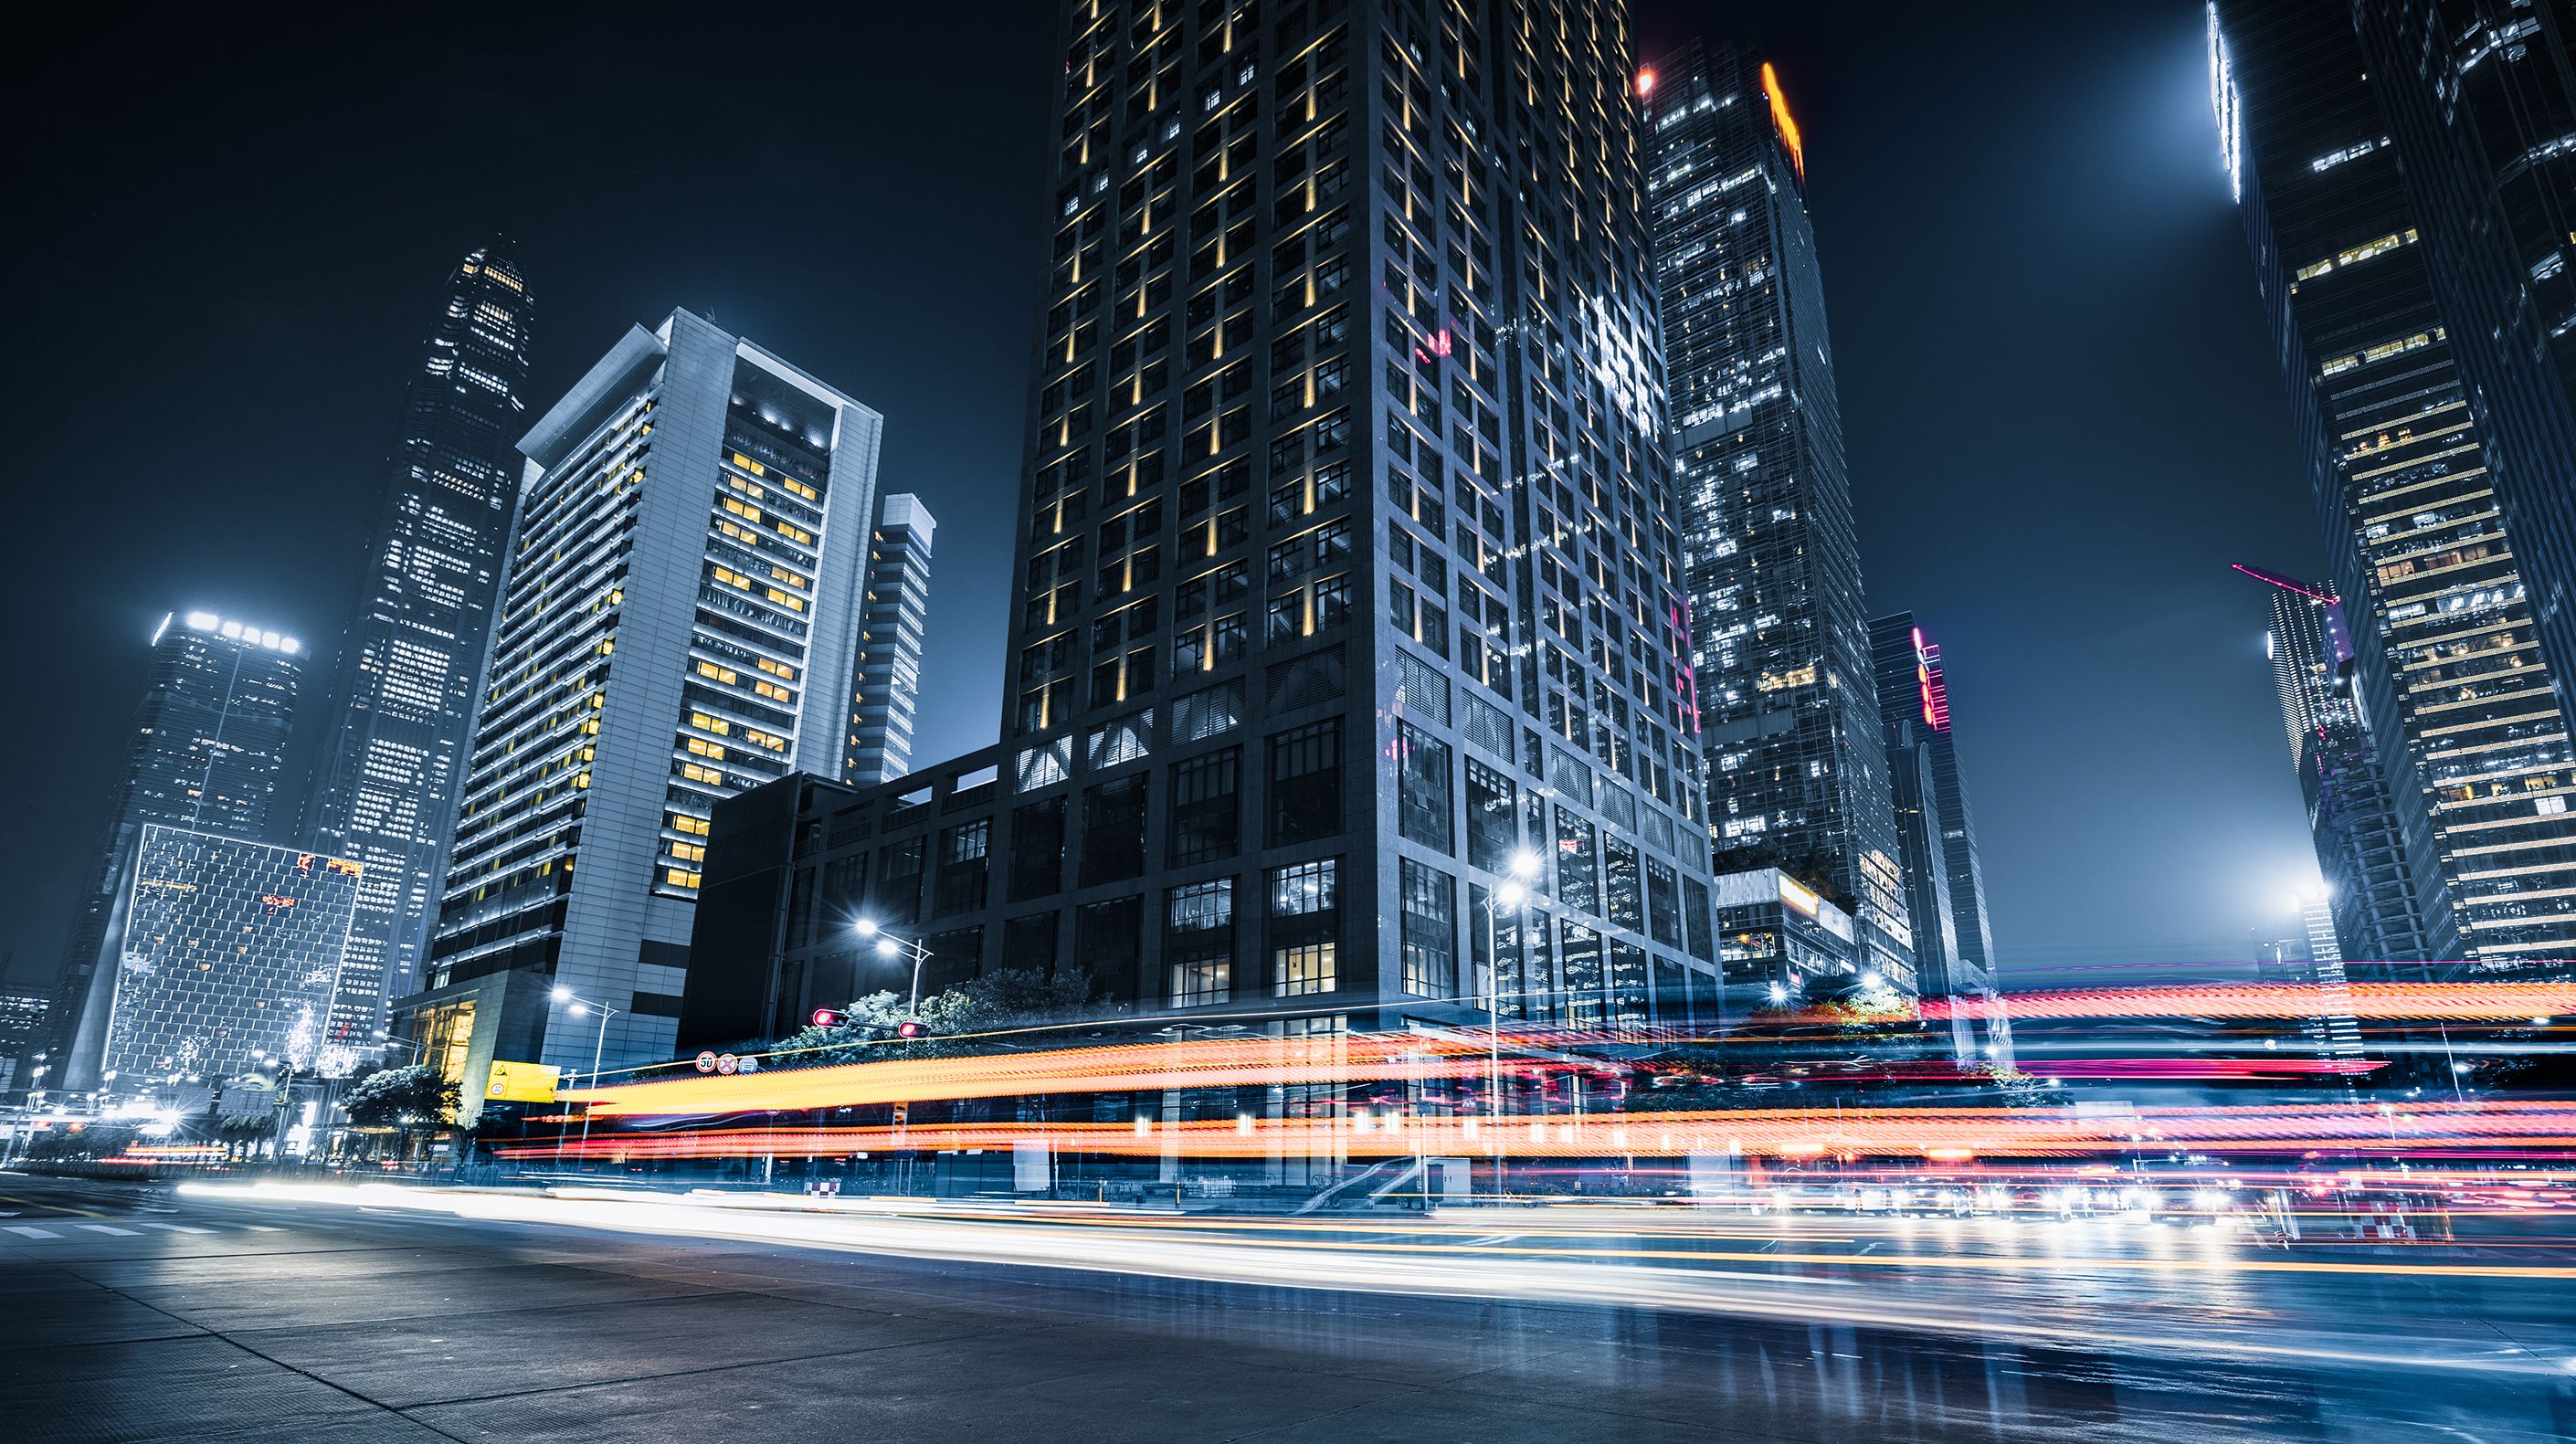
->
695, 1050, 718, 1074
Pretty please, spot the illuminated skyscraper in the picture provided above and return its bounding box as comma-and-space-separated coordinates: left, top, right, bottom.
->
2212, 1, 2576, 973
49, 611, 302, 1082
2237, 564, 2428, 968
66, 827, 364, 1094
2353, 1, 2576, 710
301, 240, 532, 1050
405, 311, 884, 1081
1645, 41, 1916, 991
681, 0, 1727, 1061
842, 492, 935, 785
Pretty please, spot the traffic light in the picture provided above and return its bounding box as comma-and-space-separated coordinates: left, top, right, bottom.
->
895, 1019, 925, 1039
810, 1008, 846, 1028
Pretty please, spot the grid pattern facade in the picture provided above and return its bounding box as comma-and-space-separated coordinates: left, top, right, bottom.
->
52, 613, 301, 1078
1867, 616, 1963, 996
970, 0, 1719, 1028
844, 492, 936, 784
1643, 40, 1915, 989
2258, 577, 2429, 966
421, 311, 882, 1070
301, 242, 533, 1049
2215, 0, 2576, 972
1866, 614, 1997, 993
97, 827, 363, 1090
2356, 0, 2576, 722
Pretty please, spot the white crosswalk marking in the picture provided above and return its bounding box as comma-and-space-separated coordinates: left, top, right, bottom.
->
77, 1224, 140, 1236
4, 1225, 62, 1239
245, 1225, 287, 1232
143, 1222, 216, 1234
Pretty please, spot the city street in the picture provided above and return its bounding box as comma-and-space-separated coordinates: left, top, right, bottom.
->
4, 1171, 2572, 1442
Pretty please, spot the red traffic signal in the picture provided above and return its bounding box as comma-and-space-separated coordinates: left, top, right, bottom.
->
811, 1008, 845, 1028
895, 1019, 925, 1038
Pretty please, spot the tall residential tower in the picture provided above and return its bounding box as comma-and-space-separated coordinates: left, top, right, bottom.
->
300, 241, 533, 1049
842, 493, 935, 785
402, 311, 884, 1080
1644, 40, 1916, 991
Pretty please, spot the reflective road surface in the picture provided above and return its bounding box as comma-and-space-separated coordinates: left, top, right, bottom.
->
4, 1172, 2573, 1442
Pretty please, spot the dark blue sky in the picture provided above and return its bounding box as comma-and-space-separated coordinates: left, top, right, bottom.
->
0, 3, 2324, 990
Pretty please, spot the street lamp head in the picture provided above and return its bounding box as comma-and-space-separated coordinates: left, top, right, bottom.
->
1507, 849, 1541, 881
853, 918, 881, 937
1495, 881, 1526, 910
551, 986, 574, 1003
876, 938, 901, 958
569, 1002, 590, 1017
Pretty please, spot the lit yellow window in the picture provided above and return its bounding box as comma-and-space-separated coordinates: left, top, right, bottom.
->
681, 762, 722, 785
755, 680, 792, 702
665, 868, 702, 888
713, 566, 752, 590
782, 477, 818, 501
686, 737, 725, 760
745, 729, 786, 752
758, 658, 796, 680
696, 661, 739, 684
766, 588, 806, 612
731, 452, 765, 476
690, 711, 730, 735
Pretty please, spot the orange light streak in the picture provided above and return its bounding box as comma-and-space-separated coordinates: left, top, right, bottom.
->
507, 1100, 2576, 1163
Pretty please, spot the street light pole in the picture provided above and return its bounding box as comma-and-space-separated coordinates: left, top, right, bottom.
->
854, 919, 933, 1020
1483, 850, 1542, 1203
551, 987, 620, 1159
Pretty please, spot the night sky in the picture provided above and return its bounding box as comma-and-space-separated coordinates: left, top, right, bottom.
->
0, 3, 2325, 992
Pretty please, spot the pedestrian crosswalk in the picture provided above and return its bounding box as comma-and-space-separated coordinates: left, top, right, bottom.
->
3, 1218, 297, 1244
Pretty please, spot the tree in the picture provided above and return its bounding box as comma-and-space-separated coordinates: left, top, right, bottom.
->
770, 968, 1113, 1067
341, 1064, 459, 1159
216, 1114, 275, 1161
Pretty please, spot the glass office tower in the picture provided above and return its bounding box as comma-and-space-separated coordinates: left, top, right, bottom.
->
72, 827, 364, 1094
49, 611, 302, 1083
1643, 40, 1916, 991
985, 0, 1719, 1028
407, 311, 884, 1080
2213, 1, 2576, 974
2354, 0, 2576, 713
2243, 565, 2429, 968
301, 241, 533, 1051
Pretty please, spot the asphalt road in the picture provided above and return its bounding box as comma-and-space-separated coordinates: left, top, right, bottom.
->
4, 1171, 2573, 1442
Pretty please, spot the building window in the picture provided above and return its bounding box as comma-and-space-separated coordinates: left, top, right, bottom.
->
879, 836, 926, 926
934, 819, 991, 917
1002, 912, 1059, 975
1553, 805, 1598, 915
1267, 718, 1342, 843
1166, 878, 1234, 1007
1080, 773, 1149, 885
1010, 798, 1065, 901
1399, 858, 1455, 998
1075, 897, 1144, 1001
1274, 942, 1336, 996
1646, 858, 1682, 948
1168, 747, 1241, 864
1605, 838, 1642, 931
1465, 757, 1517, 874
1396, 721, 1452, 852
1271, 857, 1338, 916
